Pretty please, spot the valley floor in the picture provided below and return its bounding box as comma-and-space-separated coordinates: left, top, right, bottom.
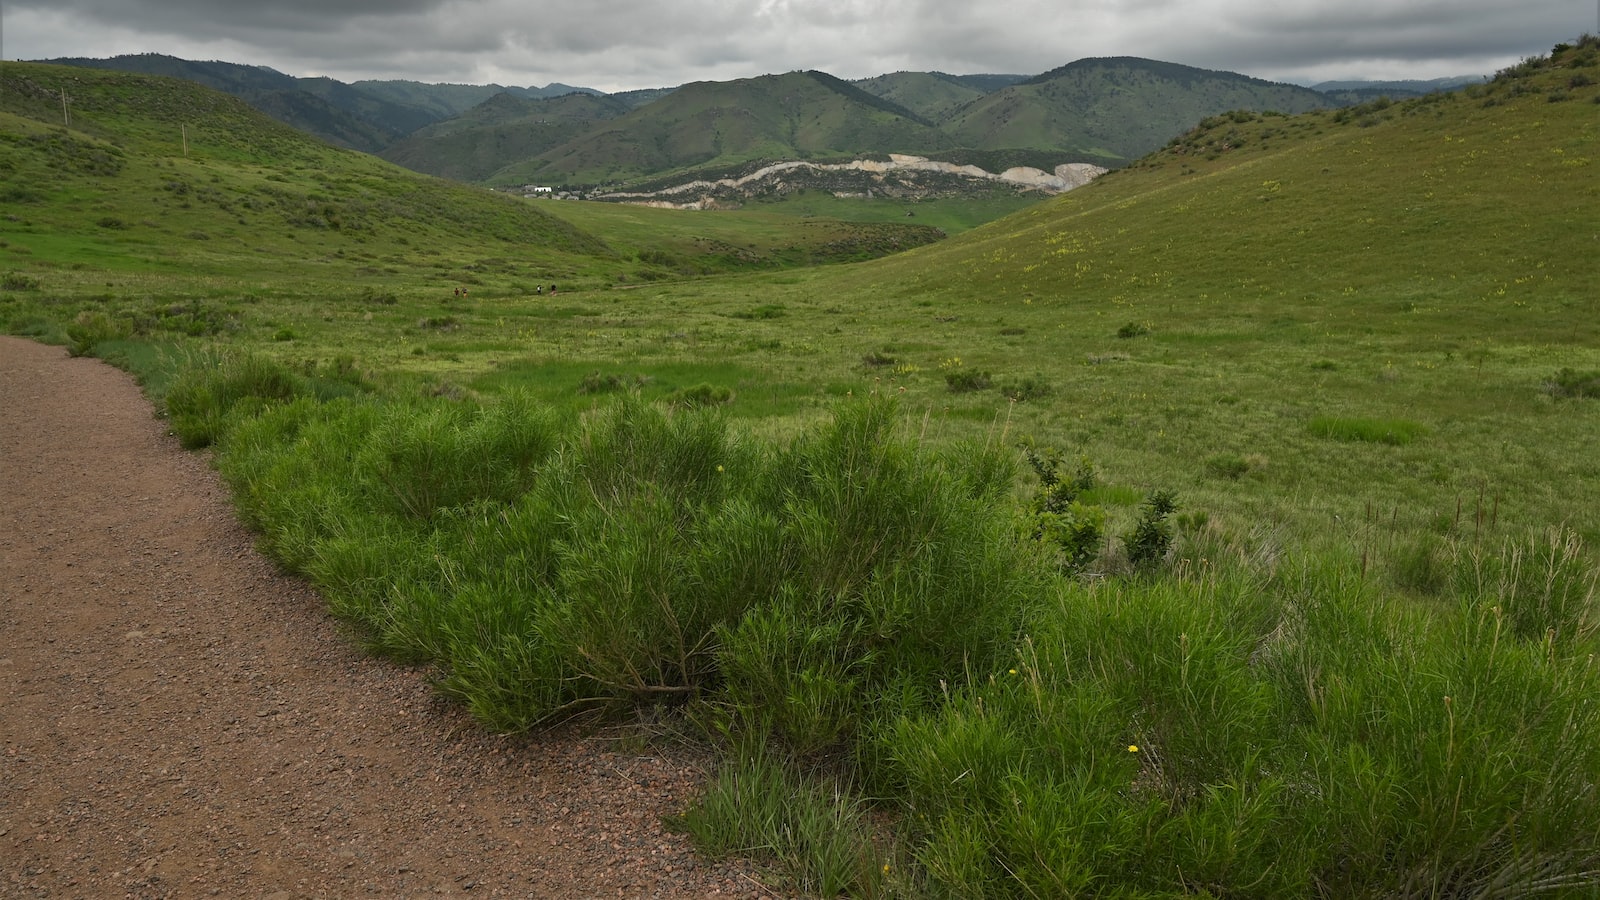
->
0, 336, 765, 899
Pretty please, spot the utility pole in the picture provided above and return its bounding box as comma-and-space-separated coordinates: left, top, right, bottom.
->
62, 89, 71, 126
182, 124, 189, 157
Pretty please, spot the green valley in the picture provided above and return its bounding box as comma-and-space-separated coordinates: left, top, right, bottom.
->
4, 36, 1600, 898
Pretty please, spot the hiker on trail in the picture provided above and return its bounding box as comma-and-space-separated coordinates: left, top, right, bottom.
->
550, 284, 557, 295
536, 285, 542, 295
453, 287, 460, 297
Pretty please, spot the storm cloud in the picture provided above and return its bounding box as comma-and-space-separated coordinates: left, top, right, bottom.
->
5, 0, 1593, 90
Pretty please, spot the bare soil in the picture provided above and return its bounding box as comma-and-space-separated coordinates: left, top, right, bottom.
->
0, 336, 772, 899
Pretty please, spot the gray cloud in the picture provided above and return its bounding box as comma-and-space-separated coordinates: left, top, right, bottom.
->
6, 0, 1591, 90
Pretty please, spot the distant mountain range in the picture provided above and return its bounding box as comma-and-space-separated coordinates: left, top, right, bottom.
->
37, 53, 1482, 192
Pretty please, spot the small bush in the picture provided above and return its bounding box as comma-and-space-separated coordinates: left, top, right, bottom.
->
165, 353, 303, 448
1123, 489, 1179, 569
996, 375, 1052, 402
1117, 321, 1151, 339
943, 368, 992, 393
96, 216, 126, 230
1023, 446, 1103, 572
665, 382, 735, 408
65, 310, 130, 357
1545, 368, 1600, 399
861, 350, 896, 368
1204, 453, 1251, 480
1, 272, 40, 291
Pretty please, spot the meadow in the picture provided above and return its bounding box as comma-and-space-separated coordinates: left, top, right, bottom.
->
3, 40, 1600, 897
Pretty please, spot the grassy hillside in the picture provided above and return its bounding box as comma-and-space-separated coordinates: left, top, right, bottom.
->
851, 71, 989, 121
354, 79, 597, 119
0, 62, 943, 325
944, 56, 1335, 160
0, 63, 611, 282
820, 50, 1599, 545
40, 54, 421, 152
380, 91, 633, 183
494, 70, 951, 186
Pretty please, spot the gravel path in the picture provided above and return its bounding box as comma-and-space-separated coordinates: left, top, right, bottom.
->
0, 336, 769, 899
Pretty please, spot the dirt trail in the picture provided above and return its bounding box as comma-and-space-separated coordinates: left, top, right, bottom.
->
0, 336, 764, 899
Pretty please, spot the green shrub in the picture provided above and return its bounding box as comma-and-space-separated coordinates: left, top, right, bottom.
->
943, 368, 992, 392
164, 352, 302, 448
887, 552, 1600, 897
1123, 489, 1179, 569
360, 393, 561, 521
1545, 367, 1600, 398
1, 271, 40, 291
65, 310, 130, 357
1117, 321, 1151, 338
664, 382, 735, 408
995, 374, 1052, 402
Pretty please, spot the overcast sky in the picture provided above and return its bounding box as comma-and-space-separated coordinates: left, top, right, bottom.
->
5, 0, 1595, 92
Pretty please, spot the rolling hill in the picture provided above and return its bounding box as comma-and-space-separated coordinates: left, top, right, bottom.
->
940, 56, 1336, 159
33, 54, 601, 154
379, 91, 634, 183
489, 70, 951, 187
0, 61, 614, 278
850, 71, 994, 121
41, 52, 1418, 195
0, 62, 944, 298
364, 58, 1349, 190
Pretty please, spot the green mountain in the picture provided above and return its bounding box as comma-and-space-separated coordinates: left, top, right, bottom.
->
35, 54, 603, 155
851, 71, 991, 121
352, 79, 598, 120
37, 54, 422, 152
941, 56, 1335, 160
384, 59, 1342, 189
379, 91, 633, 183
493, 70, 951, 187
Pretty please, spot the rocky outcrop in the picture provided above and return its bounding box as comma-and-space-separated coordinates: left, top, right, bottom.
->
591, 155, 1108, 208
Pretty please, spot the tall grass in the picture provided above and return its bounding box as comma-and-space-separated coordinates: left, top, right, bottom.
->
192, 354, 1600, 896
882, 553, 1600, 897
211, 387, 1044, 742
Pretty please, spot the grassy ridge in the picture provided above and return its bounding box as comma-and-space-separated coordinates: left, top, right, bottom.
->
5, 39, 1600, 898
